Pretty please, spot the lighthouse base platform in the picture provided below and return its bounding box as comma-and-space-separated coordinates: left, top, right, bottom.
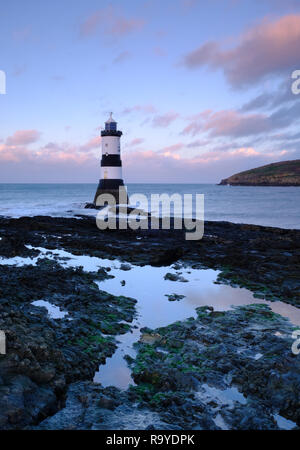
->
93, 184, 128, 206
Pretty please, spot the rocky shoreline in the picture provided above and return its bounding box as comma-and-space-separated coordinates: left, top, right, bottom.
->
0, 215, 299, 429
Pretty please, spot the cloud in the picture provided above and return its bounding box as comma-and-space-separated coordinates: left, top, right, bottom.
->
80, 11, 102, 37
127, 138, 145, 147
152, 111, 180, 127
186, 139, 209, 148
182, 14, 300, 87
182, 100, 300, 138
157, 143, 184, 159
79, 6, 144, 38
240, 93, 274, 112
122, 146, 294, 183
12, 26, 31, 42
6, 130, 41, 146
182, 110, 270, 137
153, 47, 166, 57
181, 110, 212, 136
268, 99, 300, 129
122, 104, 157, 114
241, 79, 299, 112
271, 131, 300, 141
0, 132, 100, 166
113, 51, 131, 64
79, 136, 101, 152
51, 75, 65, 81
181, 0, 199, 10
203, 110, 271, 137
0, 129, 295, 183
110, 17, 144, 36
0, 144, 28, 162
181, 121, 203, 137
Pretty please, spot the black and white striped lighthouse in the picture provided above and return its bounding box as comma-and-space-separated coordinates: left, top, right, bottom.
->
93, 113, 127, 205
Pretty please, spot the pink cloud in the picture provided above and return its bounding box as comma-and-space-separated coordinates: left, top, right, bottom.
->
183, 14, 300, 87
191, 147, 290, 163
0, 144, 29, 162
187, 139, 209, 148
127, 138, 145, 147
110, 17, 144, 36
181, 121, 203, 137
181, 110, 212, 136
79, 136, 101, 152
203, 110, 271, 137
152, 111, 180, 127
182, 109, 272, 137
0, 129, 294, 183
122, 146, 294, 182
158, 143, 184, 159
0, 133, 101, 166
6, 130, 41, 146
79, 6, 144, 38
0, 130, 294, 183
80, 11, 102, 37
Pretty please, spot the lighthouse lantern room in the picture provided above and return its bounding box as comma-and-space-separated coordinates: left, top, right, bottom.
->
93, 113, 127, 205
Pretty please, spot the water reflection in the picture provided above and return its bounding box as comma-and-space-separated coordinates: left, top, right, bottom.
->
93, 262, 300, 389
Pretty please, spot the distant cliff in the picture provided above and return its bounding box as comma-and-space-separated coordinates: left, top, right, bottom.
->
219, 160, 300, 186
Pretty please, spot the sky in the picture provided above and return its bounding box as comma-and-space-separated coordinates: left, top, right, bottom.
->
0, 0, 300, 183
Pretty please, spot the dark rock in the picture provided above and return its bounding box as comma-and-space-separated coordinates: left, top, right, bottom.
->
165, 294, 185, 302
164, 273, 188, 282
119, 263, 131, 271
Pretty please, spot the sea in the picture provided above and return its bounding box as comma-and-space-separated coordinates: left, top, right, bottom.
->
0, 183, 299, 229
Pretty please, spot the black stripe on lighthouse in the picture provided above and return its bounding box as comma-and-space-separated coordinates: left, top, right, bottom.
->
101, 130, 122, 137
101, 154, 122, 166
99, 179, 124, 189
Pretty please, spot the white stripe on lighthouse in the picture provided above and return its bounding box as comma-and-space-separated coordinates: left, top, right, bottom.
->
101, 166, 123, 179
101, 136, 120, 155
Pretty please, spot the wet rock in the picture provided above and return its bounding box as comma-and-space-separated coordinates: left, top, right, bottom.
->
0, 375, 57, 429
165, 294, 185, 302
0, 235, 39, 258
164, 273, 188, 282
119, 263, 131, 271
0, 259, 137, 429
140, 333, 162, 345
35, 381, 174, 430
151, 247, 183, 267
97, 395, 118, 410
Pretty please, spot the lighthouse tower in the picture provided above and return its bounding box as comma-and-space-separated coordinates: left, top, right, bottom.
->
93, 113, 127, 205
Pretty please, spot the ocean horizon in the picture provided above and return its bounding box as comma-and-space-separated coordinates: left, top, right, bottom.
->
0, 183, 299, 229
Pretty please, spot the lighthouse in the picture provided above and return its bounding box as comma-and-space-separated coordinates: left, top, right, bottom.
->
93, 113, 127, 205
